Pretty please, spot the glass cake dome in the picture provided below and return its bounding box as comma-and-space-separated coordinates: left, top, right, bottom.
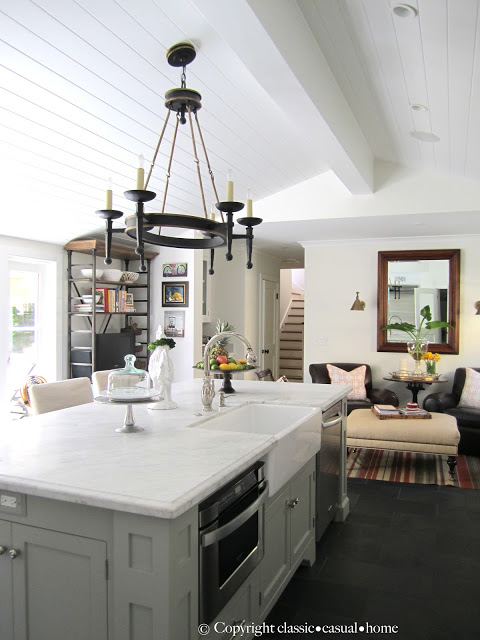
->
107, 354, 152, 400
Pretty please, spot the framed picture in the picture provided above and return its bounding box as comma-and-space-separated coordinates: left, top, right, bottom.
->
162, 281, 189, 307
162, 262, 188, 278
93, 288, 109, 311
164, 310, 185, 338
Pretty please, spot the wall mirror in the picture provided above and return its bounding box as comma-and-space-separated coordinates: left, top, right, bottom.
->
377, 249, 460, 354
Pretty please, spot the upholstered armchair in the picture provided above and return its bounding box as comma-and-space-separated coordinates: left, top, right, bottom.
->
309, 362, 399, 415
423, 367, 480, 455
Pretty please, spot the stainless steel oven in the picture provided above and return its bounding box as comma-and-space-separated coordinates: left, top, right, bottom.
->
198, 461, 268, 624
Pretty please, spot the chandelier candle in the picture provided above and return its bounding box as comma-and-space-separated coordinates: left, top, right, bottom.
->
226, 169, 234, 201
106, 177, 113, 210
246, 189, 253, 217
136, 154, 145, 190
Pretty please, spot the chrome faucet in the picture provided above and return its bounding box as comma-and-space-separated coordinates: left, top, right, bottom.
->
201, 331, 257, 411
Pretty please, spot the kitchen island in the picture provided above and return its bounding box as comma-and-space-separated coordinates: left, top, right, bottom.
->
0, 379, 350, 640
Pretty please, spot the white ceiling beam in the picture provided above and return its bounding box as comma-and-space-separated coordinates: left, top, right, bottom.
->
190, 0, 374, 194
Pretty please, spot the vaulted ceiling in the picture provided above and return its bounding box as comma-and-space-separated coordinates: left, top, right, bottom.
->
2, 0, 480, 260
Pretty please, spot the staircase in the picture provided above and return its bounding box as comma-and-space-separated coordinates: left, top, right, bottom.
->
278, 291, 304, 382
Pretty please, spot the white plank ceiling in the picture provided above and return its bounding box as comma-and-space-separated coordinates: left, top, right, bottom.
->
1, 0, 480, 258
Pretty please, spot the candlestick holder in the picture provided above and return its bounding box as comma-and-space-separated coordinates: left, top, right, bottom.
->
95, 208, 124, 265
216, 201, 263, 268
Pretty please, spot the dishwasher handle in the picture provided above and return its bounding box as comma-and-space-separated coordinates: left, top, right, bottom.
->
322, 414, 342, 429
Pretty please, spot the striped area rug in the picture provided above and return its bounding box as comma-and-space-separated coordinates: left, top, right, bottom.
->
347, 448, 480, 489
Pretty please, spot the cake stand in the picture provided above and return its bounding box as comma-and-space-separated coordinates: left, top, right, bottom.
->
95, 390, 162, 433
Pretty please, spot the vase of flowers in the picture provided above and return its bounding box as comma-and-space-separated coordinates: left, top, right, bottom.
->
422, 351, 440, 375
382, 305, 452, 375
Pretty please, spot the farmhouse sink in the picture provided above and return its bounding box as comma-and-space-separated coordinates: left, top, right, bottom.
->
195, 403, 323, 495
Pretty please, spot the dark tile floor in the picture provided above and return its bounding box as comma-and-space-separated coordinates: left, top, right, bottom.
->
265, 478, 480, 640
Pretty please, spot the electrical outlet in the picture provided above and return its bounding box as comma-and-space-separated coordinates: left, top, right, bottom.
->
0, 491, 25, 515
1, 494, 17, 508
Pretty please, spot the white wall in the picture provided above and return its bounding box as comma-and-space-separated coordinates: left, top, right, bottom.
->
302, 235, 480, 406
203, 241, 247, 339
151, 247, 198, 383
279, 269, 292, 323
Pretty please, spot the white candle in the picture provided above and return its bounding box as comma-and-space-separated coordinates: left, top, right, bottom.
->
226, 168, 234, 201
400, 359, 408, 372
136, 154, 145, 190
246, 188, 252, 217
209, 212, 215, 220
106, 177, 113, 210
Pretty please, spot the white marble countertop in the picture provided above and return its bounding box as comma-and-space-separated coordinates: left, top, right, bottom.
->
0, 379, 349, 519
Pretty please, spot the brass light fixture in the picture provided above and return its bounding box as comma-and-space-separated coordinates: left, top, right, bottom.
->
96, 42, 262, 274
350, 292, 366, 311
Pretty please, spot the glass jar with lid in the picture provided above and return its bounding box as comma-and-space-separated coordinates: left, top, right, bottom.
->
107, 354, 152, 400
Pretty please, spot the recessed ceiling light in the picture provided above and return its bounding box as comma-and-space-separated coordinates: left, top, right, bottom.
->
410, 103, 428, 112
410, 131, 440, 143
393, 4, 418, 19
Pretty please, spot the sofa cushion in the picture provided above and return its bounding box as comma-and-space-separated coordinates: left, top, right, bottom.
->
327, 364, 367, 400
446, 407, 480, 428
458, 367, 480, 409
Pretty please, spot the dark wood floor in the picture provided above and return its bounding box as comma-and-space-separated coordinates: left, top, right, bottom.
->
266, 477, 480, 639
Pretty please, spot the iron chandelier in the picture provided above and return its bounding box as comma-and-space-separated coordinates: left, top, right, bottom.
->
96, 42, 262, 274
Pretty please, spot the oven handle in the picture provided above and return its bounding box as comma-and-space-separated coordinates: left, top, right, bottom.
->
322, 414, 342, 429
201, 481, 269, 548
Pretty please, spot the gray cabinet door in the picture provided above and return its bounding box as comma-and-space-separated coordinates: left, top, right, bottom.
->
0, 520, 13, 640
11, 524, 107, 640
290, 463, 314, 565
259, 486, 290, 613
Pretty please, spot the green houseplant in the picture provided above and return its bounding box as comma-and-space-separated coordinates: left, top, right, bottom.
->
382, 305, 452, 374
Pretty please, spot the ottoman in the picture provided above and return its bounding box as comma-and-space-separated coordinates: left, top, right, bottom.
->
347, 409, 460, 478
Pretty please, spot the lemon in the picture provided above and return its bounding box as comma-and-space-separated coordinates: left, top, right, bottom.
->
219, 363, 230, 371
234, 364, 243, 370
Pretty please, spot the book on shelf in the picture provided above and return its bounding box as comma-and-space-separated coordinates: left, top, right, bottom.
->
73, 305, 104, 313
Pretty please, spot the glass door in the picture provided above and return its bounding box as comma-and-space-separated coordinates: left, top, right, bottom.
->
6, 258, 56, 418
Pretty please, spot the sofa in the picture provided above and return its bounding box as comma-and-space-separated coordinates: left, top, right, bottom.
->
423, 367, 480, 455
309, 362, 399, 415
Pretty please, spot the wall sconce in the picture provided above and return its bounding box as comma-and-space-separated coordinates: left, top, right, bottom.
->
351, 292, 366, 311
474, 301, 480, 315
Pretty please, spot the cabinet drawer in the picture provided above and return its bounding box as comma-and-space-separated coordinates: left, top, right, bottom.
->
207, 570, 258, 639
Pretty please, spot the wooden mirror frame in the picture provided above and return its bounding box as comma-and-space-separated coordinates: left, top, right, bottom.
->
377, 249, 460, 354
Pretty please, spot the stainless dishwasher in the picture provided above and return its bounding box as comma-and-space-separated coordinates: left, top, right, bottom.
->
316, 400, 344, 541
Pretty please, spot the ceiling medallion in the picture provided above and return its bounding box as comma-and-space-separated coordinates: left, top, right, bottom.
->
96, 42, 262, 274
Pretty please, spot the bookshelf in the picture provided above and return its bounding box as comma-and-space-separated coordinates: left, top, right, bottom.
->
64, 237, 158, 379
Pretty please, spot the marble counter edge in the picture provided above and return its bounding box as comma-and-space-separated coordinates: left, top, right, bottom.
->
0, 437, 276, 519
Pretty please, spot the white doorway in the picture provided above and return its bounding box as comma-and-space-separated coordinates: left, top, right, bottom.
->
259, 277, 279, 376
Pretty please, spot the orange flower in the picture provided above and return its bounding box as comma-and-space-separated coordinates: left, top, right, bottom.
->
421, 352, 441, 362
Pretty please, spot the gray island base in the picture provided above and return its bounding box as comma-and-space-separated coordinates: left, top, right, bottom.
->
0, 380, 350, 640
